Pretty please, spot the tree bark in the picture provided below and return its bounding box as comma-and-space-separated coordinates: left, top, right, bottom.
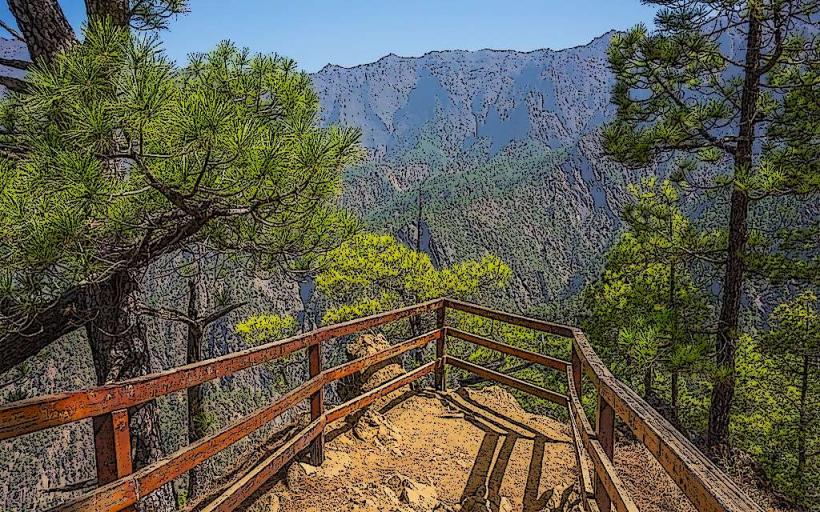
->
643, 366, 654, 401
85, 0, 130, 27
84, 273, 175, 511
7, 0, 75, 65
185, 280, 206, 501
707, 9, 761, 453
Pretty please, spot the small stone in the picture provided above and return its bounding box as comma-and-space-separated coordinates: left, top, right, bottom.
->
298, 462, 319, 476
400, 478, 439, 509
499, 496, 513, 512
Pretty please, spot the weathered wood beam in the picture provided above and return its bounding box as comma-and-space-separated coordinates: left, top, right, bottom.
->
443, 298, 576, 337
51, 377, 323, 511
0, 299, 443, 439
323, 330, 440, 383
445, 327, 568, 371
571, 329, 763, 512
445, 356, 567, 406
326, 361, 436, 422
201, 417, 326, 512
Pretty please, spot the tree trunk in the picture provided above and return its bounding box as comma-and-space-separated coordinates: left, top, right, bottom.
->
85, 0, 130, 27
185, 280, 206, 501
797, 354, 809, 488
671, 370, 679, 420
7, 0, 75, 65
84, 273, 175, 511
643, 367, 653, 401
707, 9, 761, 454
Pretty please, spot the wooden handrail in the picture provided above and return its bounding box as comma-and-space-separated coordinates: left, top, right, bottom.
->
0, 299, 443, 440
444, 356, 567, 406
444, 298, 576, 337
445, 327, 568, 371
571, 329, 762, 512
441, 299, 762, 512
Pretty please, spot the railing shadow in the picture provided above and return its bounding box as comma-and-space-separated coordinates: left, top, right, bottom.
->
435, 389, 567, 512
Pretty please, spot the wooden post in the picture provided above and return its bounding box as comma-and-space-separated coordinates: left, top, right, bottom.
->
571, 344, 582, 399
93, 408, 134, 509
306, 342, 324, 466
435, 306, 446, 391
93, 409, 133, 484
595, 392, 615, 511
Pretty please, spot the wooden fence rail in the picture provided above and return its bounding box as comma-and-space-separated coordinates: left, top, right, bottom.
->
0, 298, 761, 512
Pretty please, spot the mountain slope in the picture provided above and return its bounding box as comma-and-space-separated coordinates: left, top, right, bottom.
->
311, 32, 648, 311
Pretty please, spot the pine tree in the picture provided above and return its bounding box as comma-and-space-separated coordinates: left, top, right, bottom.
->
0, 21, 360, 502
604, 0, 818, 451
314, 233, 510, 325
582, 178, 710, 418
760, 291, 819, 499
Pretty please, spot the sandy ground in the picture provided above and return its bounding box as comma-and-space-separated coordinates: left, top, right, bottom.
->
242, 385, 781, 512
248, 386, 578, 512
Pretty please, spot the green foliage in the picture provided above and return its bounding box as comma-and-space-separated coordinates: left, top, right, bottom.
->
235, 313, 298, 346
582, 178, 710, 403
0, 21, 361, 319
602, 2, 818, 501
316, 232, 511, 324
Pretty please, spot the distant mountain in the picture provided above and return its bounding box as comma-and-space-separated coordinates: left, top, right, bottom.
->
0, 38, 28, 94
312, 32, 616, 157
311, 32, 649, 311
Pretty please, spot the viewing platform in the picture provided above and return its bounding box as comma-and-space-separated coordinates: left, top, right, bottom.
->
0, 299, 762, 512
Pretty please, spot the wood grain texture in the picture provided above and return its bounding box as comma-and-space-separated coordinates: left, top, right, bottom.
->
52, 377, 323, 512
326, 361, 436, 422
444, 299, 576, 337
445, 327, 568, 371
445, 356, 567, 406
201, 417, 326, 512
323, 330, 440, 383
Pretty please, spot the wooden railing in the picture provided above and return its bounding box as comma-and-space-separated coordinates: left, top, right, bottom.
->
0, 298, 761, 512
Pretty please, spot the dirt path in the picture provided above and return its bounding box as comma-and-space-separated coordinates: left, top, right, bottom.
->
248, 386, 578, 512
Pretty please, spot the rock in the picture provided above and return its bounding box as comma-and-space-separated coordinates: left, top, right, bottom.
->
286, 462, 305, 491
338, 333, 407, 410
298, 462, 318, 476
400, 477, 439, 510
499, 496, 513, 512
353, 409, 403, 445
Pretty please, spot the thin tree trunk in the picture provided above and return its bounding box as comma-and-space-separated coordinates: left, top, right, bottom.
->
797, 354, 809, 487
671, 370, 679, 420
84, 273, 175, 511
707, 9, 761, 454
643, 367, 653, 401
7, 0, 75, 65
185, 280, 206, 501
669, 238, 678, 419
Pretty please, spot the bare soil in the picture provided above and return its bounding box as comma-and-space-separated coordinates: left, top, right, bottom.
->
244, 385, 727, 512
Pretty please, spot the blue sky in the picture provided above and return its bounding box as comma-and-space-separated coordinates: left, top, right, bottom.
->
1, 0, 657, 71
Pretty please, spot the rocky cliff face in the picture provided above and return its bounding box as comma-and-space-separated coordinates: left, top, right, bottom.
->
311, 32, 649, 312
312, 32, 616, 156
